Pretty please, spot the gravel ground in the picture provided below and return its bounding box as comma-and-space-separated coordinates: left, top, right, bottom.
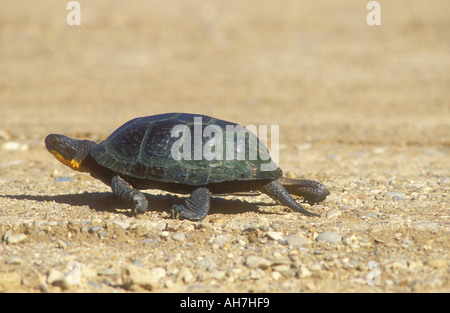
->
0, 1, 448, 292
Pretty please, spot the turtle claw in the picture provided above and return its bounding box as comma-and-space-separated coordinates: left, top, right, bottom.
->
171, 204, 206, 221
278, 177, 330, 205
171, 187, 210, 221
133, 197, 148, 216
111, 175, 148, 215
260, 180, 321, 217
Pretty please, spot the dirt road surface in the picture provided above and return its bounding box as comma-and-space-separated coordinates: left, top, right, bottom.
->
0, 1, 448, 292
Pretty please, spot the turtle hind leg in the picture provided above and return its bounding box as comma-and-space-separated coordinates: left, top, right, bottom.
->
111, 175, 148, 215
278, 177, 330, 205
260, 180, 320, 217
172, 187, 211, 221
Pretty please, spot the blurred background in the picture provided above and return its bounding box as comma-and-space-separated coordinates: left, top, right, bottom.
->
1, 0, 448, 154
1, 1, 448, 293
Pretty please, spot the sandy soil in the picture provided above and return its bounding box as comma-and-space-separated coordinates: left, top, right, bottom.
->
0, 1, 448, 292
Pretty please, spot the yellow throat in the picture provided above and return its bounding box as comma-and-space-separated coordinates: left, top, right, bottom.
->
51, 150, 87, 172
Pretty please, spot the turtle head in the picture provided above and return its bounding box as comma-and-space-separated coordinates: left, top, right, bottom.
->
45, 134, 93, 172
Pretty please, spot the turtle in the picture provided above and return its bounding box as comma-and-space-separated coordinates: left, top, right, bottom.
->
45, 113, 329, 220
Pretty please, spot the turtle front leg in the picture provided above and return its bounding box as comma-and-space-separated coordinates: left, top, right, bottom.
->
111, 175, 148, 215
278, 177, 330, 205
260, 180, 320, 217
172, 187, 211, 221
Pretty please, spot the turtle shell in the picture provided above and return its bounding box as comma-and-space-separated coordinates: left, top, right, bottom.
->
90, 113, 281, 186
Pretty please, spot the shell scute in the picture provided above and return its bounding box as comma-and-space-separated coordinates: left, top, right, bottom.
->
90, 113, 280, 186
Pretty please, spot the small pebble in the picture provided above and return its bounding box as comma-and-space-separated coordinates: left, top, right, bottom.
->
372, 147, 386, 154
171, 232, 186, 242
132, 259, 146, 268
195, 257, 217, 271
244, 255, 272, 270
87, 280, 103, 290
362, 213, 379, 219
265, 231, 284, 241
268, 257, 290, 266
401, 238, 413, 246
383, 192, 406, 201
160, 231, 170, 238
7, 256, 23, 265
56, 240, 68, 249
387, 259, 408, 271
271, 271, 282, 280
89, 225, 102, 233
54, 177, 74, 182
326, 209, 341, 219
411, 222, 438, 231
308, 262, 323, 272
286, 234, 308, 248
421, 149, 444, 156
3, 231, 27, 245
407, 260, 423, 270
121, 264, 159, 291
298, 266, 312, 278
272, 265, 292, 277
316, 231, 342, 244
211, 234, 230, 249
209, 217, 226, 225
150, 267, 167, 281
132, 221, 155, 237
212, 270, 226, 280
113, 221, 130, 230
97, 268, 119, 276
142, 238, 158, 245
425, 259, 447, 269
373, 237, 384, 244
47, 269, 69, 290
178, 267, 194, 284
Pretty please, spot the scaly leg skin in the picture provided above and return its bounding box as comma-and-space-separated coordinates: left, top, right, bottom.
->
111, 175, 148, 215
278, 177, 330, 205
260, 180, 320, 217
172, 187, 211, 221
